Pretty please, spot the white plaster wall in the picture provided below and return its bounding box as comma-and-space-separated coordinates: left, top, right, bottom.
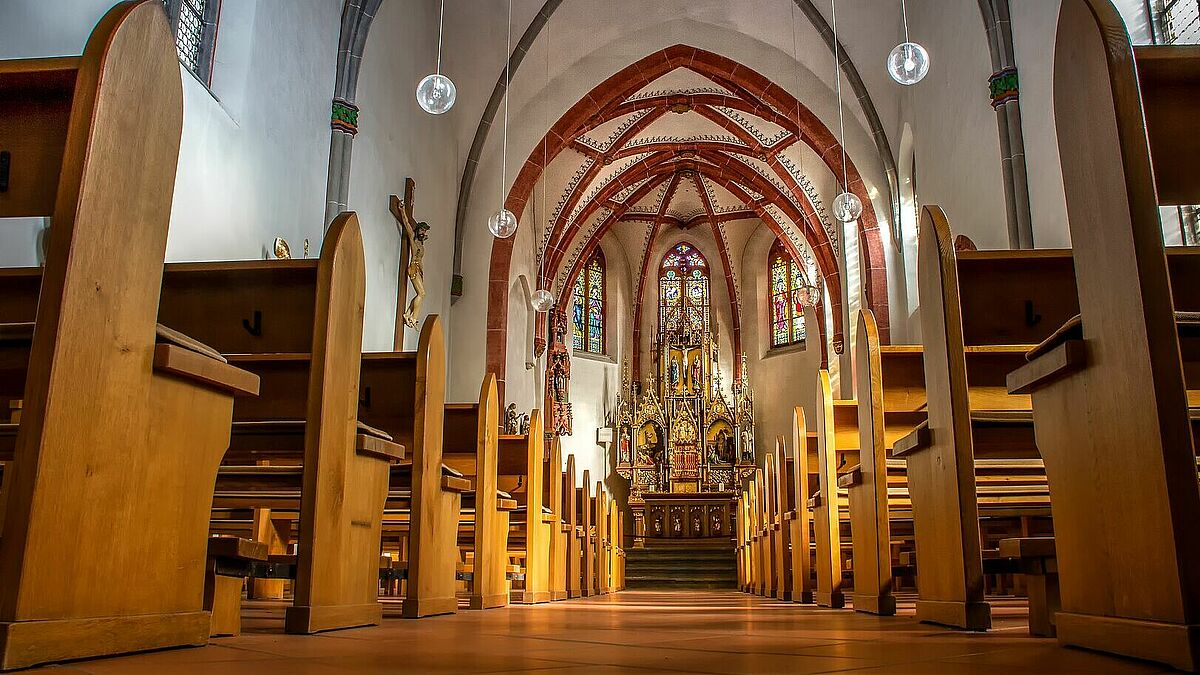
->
348, 0, 460, 352
0, 0, 341, 272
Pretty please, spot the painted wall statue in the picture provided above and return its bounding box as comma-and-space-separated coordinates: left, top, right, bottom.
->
545, 308, 573, 436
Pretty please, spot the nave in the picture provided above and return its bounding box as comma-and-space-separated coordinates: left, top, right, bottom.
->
17, 592, 1173, 675
4, 0, 1200, 672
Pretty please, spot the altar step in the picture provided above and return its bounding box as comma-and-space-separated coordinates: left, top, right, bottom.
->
624, 547, 737, 589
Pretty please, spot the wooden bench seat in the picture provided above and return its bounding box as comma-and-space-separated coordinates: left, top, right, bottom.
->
498, 417, 552, 603
0, 4, 262, 668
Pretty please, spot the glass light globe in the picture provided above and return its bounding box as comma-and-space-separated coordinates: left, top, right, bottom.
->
833, 191, 863, 223
531, 289, 554, 312
416, 73, 456, 114
887, 42, 930, 85
487, 208, 518, 238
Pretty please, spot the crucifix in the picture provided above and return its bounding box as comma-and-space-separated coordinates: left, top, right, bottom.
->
390, 177, 428, 350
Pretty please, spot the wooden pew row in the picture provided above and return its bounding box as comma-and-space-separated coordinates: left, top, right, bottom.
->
1001, 1, 1200, 667
544, 437, 569, 601
839, 307, 1054, 621
564, 455, 583, 598
499, 415, 552, 604
870, 207, 1075, 632
432, 374, 514, 611
0, 3, 262, 669
577, 471, 597, 597
160, 215, 451, 630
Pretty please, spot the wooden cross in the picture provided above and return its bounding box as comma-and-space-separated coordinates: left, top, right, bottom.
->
389, 177, 416, 351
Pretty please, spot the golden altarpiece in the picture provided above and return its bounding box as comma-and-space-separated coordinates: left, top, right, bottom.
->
615, 323, 756, 547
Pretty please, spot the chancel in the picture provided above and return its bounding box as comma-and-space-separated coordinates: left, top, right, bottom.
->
2, 0, 1200, 672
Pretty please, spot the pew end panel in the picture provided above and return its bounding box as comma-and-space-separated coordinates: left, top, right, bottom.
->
0, 2, 259, 669
402, 316, 462, 619
849, 309, 897, 616
789, 407, 815, 604
906, 205, 991, 632
1019, 2, 1200, 668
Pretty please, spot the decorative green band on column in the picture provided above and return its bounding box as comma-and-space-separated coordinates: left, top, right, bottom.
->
989, 68, 1019, 108
332, 99, 359, 135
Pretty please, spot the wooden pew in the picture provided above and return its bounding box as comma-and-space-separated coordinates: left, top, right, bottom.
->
164, 213, 413, 631
0, 3, 259, 668
843, 309, 897, 616
762, 452, 780, 598
441, 373, 513, 610
751, 467, 767, 596
772, 438, 794, 601
359, 325, 468, 619
594, 483, 610, 595
577, 470, 596, 596
790, 407, 815, 603
563, 455, 583, 598
544, 437, 568, 601
888, 206, 1059, 631
499, 412, 552, 604
734, 478, 744, 588
810, 371, 846, 608
1002, 1, 1200, 667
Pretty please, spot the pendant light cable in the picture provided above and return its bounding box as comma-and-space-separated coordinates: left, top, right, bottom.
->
831, 0, 850, 194
900, 0, 911, 44
500, 0, 512, 213
436, 0, 445, 75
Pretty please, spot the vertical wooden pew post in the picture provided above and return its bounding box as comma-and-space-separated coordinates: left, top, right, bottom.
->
773, 438, 792, 601
579, 472, 595, 596
595, 483, 609, 595
791, 408, 815, 604
285, 213, 388, 634
763, 453, 779, 599
564, 456, 582, 598
849, 310, 897, 615
751, 470, 766, 596
469, 374, 507, 610
903, 205, 990, 631
546, 437, 568, 601
813, 371, 845, 608
403, 317, 461, 618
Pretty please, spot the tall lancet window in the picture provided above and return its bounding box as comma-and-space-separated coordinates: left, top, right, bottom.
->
162, 0, 221, 85
572, 251, 606, 354
769, 240, 807, 348
659, 242, 710, 334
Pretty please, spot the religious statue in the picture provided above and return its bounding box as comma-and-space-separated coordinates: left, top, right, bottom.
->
545, 308, 573, 436
518, 413, 530, 435
690, 353, 702, 392
503, 403, 520, 434
273, 237, 291, 259
669, 355, 680, 390
395, 201, 429, 329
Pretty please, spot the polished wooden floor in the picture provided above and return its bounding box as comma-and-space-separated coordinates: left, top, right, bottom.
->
30, 592, 1170, 674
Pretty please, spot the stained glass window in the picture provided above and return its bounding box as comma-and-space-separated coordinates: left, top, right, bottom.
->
770, 240, 809, 348
162, 0, 221, 85
572, 251, 606, 354
659, 243, 710, 334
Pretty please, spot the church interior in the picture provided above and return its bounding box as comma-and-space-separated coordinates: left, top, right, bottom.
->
1, 0, 1199, 672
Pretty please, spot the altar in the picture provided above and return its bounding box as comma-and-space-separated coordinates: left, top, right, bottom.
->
614, 323, 756, 547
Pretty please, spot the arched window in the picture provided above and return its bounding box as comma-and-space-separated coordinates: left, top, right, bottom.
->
659, 243, 710, 334
571, 251, 606, 354
769, 240, 807, 348
163, 0, 222, 84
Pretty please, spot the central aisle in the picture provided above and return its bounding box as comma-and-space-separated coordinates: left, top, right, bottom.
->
33, 592, 1168, 674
